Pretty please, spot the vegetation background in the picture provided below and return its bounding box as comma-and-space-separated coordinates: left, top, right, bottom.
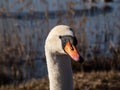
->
0, 0, 120, 90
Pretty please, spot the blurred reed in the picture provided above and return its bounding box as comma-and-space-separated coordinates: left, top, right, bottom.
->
0, 0, 120, 86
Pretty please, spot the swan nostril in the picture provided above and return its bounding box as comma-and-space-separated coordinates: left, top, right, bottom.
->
69, 42, 74, 51
70, 46, 74, 51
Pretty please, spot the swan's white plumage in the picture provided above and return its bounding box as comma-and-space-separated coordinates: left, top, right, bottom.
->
45, 25, 75, 90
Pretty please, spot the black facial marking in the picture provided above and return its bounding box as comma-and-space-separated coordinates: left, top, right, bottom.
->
73, 37, 78, 46
59, 35, 78, 49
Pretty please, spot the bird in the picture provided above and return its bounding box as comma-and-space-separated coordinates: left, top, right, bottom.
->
45, 25, 84, 90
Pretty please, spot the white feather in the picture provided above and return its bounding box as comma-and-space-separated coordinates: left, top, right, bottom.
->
45, 25, 74, 90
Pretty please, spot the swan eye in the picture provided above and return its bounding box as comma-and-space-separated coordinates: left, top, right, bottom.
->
59, 36, 62, 39
69, 27, 73, 32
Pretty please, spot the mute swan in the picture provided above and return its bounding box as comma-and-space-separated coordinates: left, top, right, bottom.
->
45, 25, 84, 90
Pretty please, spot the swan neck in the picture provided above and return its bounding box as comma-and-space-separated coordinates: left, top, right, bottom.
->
46, 52, 73, 90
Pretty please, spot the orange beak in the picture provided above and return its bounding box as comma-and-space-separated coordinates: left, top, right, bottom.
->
64, 41, 80, 61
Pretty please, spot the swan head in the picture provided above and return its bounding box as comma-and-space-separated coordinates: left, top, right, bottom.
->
45, 25, 84, 63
